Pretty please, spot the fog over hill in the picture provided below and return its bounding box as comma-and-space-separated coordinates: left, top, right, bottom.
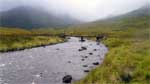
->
0, 0, 149, 29
0, 0, 149, 21
0, 6, 80, 29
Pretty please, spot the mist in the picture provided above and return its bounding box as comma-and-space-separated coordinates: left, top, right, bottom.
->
0, 0, 149, 21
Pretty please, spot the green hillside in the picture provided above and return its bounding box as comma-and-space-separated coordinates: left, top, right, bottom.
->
73, 6, 150, 84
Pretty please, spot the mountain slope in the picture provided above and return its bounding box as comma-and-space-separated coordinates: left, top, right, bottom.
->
0, 6, 80, 29
67, 5, 150, 35
74, 5, 150, 84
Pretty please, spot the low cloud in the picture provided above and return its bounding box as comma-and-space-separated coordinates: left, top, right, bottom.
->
0, 0, 149, 21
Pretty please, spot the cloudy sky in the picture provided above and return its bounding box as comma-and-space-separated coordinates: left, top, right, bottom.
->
0, 0, 149, 21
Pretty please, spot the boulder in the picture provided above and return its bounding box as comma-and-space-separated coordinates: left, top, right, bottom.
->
62, 75, 72, 83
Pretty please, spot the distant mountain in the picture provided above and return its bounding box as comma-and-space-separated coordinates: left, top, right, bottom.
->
69, 5, 150, 31
0, 6, 80, 29
100, 4, 150, 22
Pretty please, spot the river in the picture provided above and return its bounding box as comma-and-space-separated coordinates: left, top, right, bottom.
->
0, 37, 108, 84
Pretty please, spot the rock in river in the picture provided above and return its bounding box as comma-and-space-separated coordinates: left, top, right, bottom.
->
62, 75, 72, 83
93, 62, 100, 65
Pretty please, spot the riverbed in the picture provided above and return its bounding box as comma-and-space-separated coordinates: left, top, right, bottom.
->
0, 37, 108, 84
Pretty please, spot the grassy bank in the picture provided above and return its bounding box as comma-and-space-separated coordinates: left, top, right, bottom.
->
74, 15, 150, 83
76, 37, 149, 84
0, 28, 65, 52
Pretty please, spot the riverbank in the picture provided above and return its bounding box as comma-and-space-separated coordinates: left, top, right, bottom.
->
75, 34, 150, 84
0, 36, 65, 52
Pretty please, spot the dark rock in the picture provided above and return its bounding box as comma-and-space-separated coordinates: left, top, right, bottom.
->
40, 73, 43, 77
78, 47, 87, 51
78, 49, 82, 51
97, 42, 100, 45
67, 37, 71, 39
81, 47, 87, 50
84, 56, 88, 58
62, 75, 72, 83
81, 59, 85, 61
89, 53, 93, 55
68, 61, 71, 63
84, 70, 90, 73
83, 65, 88, 67
93, 49, 97, 51
93, 62, 100, 65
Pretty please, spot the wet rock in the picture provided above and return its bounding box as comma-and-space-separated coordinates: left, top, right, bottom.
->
89, 53, 93, 55
78, 47, 87, 51
81, 47, 87, 50
83, 65, 88, 67
68, 61, 71, 63
62, 75, 72, 83
93, 49, 97, 51
97, 42, 100, 45
93, 62, 100, 65
81, 59, 85, 61
78, 49, 82, 51
67, 37, 71, 39
84, 70, 90, 73
84, 56, 88, 58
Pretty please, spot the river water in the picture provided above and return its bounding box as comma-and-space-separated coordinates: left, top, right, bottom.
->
0, 37, 108, 84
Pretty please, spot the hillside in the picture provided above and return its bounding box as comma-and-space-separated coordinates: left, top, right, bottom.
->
65, 5, 150, 36
73, 5, 150, 84
0, 6, 80, 29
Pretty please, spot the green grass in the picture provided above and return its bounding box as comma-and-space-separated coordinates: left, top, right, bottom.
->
76, 38, 149, 84
0, 27, 65, 52
73, 15, 150, 84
